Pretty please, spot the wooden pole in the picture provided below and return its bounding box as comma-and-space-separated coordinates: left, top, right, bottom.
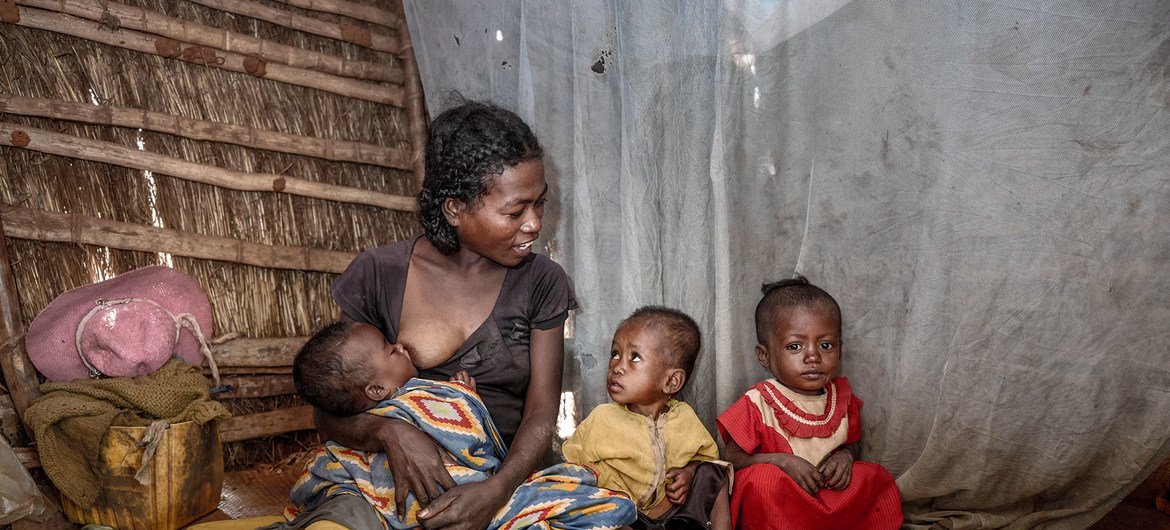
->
0, 226, 41, 441
0, 206, 358, 274
211, 375, 295, 400
0, 95, 412, 169
188, 0, 399, 55
0, 394, 25, 445
0, 122, 418, 212
276, 0, 400, 29
210, 337, 304, 367
10, 6, 404, 106
16, 0, 402, 84
219, 405, 315, 443
398, 13, 427, 190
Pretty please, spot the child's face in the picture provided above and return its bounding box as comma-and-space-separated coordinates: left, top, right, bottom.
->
756, 303, 841, 396
608, 320, 682, 417
344, 324, 417, 397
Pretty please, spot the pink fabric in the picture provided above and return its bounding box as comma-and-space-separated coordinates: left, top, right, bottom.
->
26, 266, 212, 382
77, 299, 178, 378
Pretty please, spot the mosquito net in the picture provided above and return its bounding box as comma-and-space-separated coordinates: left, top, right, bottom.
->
403, 1, 1170, 526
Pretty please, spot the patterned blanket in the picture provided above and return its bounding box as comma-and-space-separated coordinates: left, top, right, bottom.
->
287, 379, 635, 529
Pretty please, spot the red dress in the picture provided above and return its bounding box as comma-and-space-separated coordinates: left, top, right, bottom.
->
717, 377, 902, 529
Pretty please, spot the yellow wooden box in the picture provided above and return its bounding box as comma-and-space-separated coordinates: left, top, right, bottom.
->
61, 420, 223, 530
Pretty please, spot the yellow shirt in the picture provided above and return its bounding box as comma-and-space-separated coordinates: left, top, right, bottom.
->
562, 400, 719, 512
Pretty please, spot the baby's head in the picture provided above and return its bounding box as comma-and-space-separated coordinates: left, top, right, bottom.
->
607, 306, 701, 417
754, 276, 842, 396
294, 321, 417, 416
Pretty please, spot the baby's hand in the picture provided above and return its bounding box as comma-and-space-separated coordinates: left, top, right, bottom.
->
449, 370, 476, 393
817, 449, 853, 490
770, 453, 823, 495
664, 464, 696, 505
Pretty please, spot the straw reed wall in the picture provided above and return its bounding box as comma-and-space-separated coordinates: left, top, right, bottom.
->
0, 0, 425, 471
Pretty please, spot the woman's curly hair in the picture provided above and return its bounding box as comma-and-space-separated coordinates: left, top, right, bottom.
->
417, 100, 544, 254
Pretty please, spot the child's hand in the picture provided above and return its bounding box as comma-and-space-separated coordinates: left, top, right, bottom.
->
769, 453, 823, 495
449, 370, 476, 393
664, 463, 697, 505
817, 449, 853, 490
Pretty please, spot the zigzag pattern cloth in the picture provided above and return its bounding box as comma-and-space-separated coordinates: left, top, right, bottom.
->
287, 379, 636, 529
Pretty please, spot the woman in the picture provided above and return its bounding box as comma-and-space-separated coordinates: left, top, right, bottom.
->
317, 100, 577, 530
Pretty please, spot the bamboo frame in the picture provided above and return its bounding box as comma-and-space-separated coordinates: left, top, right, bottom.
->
0, 205, 358, 274
277, 0, 400, 30
0, 223, 39, 442
16, 0, 402, 84
397, 17, 427, 188
0, 122, 417, 211
219, 405, 314, 443
188, 0, 399, 55
10, 6, 405, 106
0, 0, 443, 471
0, 95, 412, 169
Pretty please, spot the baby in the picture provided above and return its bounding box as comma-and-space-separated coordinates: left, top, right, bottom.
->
717, 277, 902, 529
287, 320, 636, 529
563, 306, 731, 530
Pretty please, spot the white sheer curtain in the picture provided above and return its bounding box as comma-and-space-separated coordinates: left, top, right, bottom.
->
403, 1, 1170, 527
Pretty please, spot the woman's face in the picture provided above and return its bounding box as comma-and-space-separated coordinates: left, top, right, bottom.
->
449, 159, 547, 267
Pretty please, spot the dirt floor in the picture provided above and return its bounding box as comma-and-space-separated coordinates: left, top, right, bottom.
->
11, 453, 1170, 529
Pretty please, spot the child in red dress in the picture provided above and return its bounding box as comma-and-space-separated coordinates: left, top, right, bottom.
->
717, 276, 902, 529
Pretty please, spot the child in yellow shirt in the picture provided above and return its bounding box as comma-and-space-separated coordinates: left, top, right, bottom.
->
563, 306, 731, 530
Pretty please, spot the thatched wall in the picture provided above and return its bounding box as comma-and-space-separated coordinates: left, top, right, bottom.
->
0, 0, 424, 470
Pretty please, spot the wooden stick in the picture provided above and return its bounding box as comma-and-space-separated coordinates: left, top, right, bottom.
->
0, 122, 417, 212
16, 0, 402, 84
396, 8, 427, 190
275, 0, 400, 30
0, 220, 40, 442
208, 366, 293, 375
0, 95, 411, 169
0, 205, 358, 274
188, 0, 399, 55
219, 405, 315, 443
11, 6, 404, 106
0, 394, 27, 447
211, 337, 304, 367
211, 375, 296, 400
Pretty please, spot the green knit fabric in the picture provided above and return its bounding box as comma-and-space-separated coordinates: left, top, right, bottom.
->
24, 359, 231, 509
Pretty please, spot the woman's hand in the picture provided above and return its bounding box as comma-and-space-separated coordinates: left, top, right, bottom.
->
664, 463, 698, 505
817, 448, 854, 491
769, 453, 822, 495
313, 408, 457, 520
416, 477, 509, 530
376, 420, 457, 519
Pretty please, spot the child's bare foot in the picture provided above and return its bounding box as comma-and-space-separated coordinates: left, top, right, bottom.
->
450, 370, 476, 393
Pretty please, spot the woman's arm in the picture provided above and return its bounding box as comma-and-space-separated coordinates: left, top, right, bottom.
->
313, 408, 456, 519
417, 324, 565, 529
